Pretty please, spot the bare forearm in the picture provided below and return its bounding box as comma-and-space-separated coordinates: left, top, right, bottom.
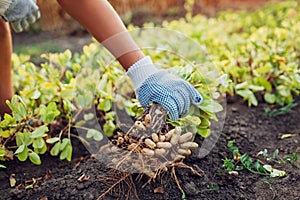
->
0, 19, 13, 88
0, 18, 13, 114
57, 0, 144, 69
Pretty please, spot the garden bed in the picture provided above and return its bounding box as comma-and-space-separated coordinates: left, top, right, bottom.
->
0, 96, 299, 200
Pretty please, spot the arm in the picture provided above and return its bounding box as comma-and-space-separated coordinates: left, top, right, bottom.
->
0, 18, 13, 115
58, 0, 202, 120
57, 0, 144, 70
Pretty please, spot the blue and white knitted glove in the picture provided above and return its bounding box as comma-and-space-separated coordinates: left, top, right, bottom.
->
127, 56, 203, 120
0, 0, 40, 32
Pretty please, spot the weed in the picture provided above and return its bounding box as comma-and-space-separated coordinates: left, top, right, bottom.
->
223, 140, 286, 177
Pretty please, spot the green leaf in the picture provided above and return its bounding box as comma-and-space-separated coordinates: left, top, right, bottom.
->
249, 85, 264, 92
15, 144, 25, 154
63, 99, 76, 112
60, 144, 72, 161
103, 120, 115, 137
0, 164, 6, 168
237, 90, 258, 106
237, 90, 252, 98
17, 147, 28, 162
40, 102, 61, 123
235, 81, 248, 90
249, 93, 258, 106
200, 118, 211, 127
77, 91, 94, 108
1, 113, 16, 126
197, 128, 211, 138
180, 116, 201, 126
255, 65, 271, 74
83, 113, 94, 121
30, 126, 49, 139
295, 74, 300, 84
216, 74, 229, 87
264, 93, 276, 104
198, 99, 223, 113
46, 137, 60, 144
23, 132, 32, 146
86, 129, 103, 141
60, 138, 70, 151
31, 89, 41, 99
277, 85, 290, 97
35, 143, 47, 154
255, 77, 272, 92
16, 132, 24, 146
98, 99, 112, 112
50, 142, 61, 156
28, 151, 41, 165
33, 138, 45, 149
6, 95, 27, 121
66, 145, 73, 161
66, 70, 73, 80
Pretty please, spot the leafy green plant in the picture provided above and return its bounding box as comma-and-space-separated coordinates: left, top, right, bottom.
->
161, 0, 300, 108
283, 152, 299, 169
264, 102, 298, 117
257, 148, 299, 169
223, 140, 286, 177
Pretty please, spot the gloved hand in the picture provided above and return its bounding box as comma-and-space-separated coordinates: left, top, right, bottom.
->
127, 56, 202, 120
0, 0, 40, 32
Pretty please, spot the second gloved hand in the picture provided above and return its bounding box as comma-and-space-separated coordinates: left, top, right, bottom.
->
127, 56, 202, 121
0, 0, 40, 32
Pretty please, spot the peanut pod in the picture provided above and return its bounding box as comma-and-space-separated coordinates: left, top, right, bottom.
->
178, 132, 193, 143
124, 135, 129, 141
128, 143, 139, 151
159, 134, 166, 142
175, 127, 182, 135
154, 148, 167, 156
141, 148, 155, 156
117, 137, 124, 144
180, 142, 199, 149
165, 129, 175, 141
151, 133, 159, 143
117, 131, 123, 137
156, 142, 172, 149
134, 121, 146, 131
170, 127, 181, 145
177, 148, 192, 156
145, 138, 156, 149
170, 135, 180, 146
144, 114, 152, 127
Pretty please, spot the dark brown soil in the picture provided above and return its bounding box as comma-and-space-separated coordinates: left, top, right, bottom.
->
1, 96, 299, 200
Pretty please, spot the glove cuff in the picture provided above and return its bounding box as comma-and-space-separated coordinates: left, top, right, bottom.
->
0, 0, 11, 16
126, 56, 159, 90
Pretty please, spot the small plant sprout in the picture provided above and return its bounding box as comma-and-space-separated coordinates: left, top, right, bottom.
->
223, 140, 286, 178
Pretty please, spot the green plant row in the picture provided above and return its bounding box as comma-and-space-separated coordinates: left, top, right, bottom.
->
159, 0, 300, 106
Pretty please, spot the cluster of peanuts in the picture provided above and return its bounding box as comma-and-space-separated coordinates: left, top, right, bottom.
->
98, 106, 199, 177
